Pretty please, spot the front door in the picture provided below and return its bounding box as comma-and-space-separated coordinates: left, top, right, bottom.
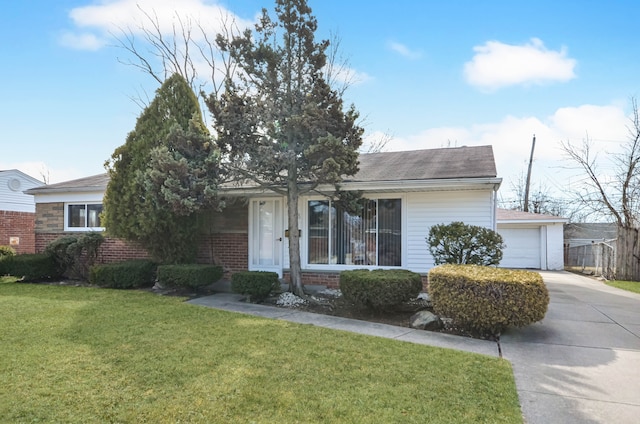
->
249, 199, 283, 276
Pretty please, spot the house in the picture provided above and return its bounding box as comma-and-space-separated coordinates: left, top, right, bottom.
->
496, 208, 567, 270
27, 145, 513, 286
0, 169, 42, 253
563, 222, 617, 272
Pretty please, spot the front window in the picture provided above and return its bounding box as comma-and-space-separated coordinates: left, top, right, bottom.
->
308, 198, 401, 266
66, 203, 103, 230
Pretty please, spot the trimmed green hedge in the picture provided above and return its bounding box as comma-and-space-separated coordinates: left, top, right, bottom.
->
90, 260, 158, 289
0, 254, 61, 282
231, 271, 280, 302
428, 264, 549, 335
340, 269, 423, 311
157, 264, 223, 290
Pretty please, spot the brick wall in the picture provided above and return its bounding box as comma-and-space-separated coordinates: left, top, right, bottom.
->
35, 232, 150, 263
0, 210, 35, 254
197, 233, 248, 277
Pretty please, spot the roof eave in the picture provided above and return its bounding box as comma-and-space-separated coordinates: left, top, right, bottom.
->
219, 177, 503, 196
497, 218, 569, 224
25, 186, 108, 195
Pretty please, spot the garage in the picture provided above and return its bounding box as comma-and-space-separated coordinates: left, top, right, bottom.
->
496, 209, 567, 270
498, 226, 542, 269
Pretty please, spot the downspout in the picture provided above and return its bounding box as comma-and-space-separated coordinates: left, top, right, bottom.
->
491, 186, 498, 231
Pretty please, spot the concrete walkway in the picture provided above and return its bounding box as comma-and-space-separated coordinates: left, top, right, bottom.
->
187, 271, 640, 423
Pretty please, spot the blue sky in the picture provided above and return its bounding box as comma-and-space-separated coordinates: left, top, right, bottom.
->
2, 0, 639, 205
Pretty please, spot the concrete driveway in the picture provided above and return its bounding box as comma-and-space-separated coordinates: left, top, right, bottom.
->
501, 271, 640, 423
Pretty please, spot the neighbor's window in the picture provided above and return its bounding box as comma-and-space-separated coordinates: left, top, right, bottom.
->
66, 203, 103, 229
308, 198, 401, 266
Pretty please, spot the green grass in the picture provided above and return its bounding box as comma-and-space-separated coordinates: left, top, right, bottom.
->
0, 283, 522, 423
605, 279, 640, 294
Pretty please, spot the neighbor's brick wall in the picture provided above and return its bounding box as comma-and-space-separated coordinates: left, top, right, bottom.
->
0, 210, 35, 254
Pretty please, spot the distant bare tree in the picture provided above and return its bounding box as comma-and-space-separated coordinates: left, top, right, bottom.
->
501, 172, 581, 219
561, 97, 640, 280
361, 131, 393, 153
111, 5, 241, 105
39, 166, 50, 184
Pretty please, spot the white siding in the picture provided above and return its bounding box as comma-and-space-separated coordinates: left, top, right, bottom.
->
405, 190, 495, 273
545, 223, 565, 270
0, 171, 41, 213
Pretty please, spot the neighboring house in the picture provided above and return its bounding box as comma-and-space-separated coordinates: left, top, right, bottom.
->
0, 169, 42, 253
27, 145, 506, 286
496, 208, 567, 270
564, 222, 618, 271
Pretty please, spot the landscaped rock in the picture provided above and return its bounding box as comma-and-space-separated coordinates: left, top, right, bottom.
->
409, 310, 443, 330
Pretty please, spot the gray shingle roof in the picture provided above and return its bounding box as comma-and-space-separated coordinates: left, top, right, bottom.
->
25, 145, 498, 194
496, 208, 566, 222
351, 145, 496, 182
25, 173, 109, 194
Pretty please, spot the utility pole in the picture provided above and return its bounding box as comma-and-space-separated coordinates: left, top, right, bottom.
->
523, 134, 536, 212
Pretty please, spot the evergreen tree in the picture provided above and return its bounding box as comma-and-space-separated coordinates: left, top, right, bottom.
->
207, 0, 363, 296
104, 73, 219, 263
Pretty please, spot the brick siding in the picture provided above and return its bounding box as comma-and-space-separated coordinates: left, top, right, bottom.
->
35, 202, 64, 233
197, 233, 248, 277
0, 210, 35, 254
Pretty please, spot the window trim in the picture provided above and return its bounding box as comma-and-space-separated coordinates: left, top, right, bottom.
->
63, 202, 105, 232
302, 195, 404, 271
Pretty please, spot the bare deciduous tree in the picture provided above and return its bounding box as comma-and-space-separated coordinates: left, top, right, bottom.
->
561, 97, 640, 280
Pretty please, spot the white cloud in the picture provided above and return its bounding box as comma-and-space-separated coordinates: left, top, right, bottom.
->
61, 0, 254, 50
387, 41, 422, 59
58, 31, 106, 50
382, 103, 630, 198
464, 38, 577, 91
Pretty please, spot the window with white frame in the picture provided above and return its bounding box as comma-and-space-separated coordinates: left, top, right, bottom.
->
307, 198, 401, 266
65, 203, 104, 230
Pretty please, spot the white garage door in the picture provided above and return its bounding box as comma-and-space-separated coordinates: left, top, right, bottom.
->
498, 227, 541, 269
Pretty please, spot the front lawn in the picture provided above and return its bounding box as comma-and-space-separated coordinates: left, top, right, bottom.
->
605, 279, 640, 294
0, 283, 522, 423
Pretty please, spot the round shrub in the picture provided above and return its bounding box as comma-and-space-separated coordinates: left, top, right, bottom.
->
231, 271, 280, 302
340, 269, 423, 311
90, 260, 157, 289
427, 221, 504, 266
45, 233, 104, 280
428, 264, 549, 335
0, 245, 16, 259
157, 264, 223, 290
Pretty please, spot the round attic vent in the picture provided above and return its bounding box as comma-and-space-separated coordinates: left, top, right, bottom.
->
8, 178, 21, 191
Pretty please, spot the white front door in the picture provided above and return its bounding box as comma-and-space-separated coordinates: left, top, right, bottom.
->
249, 199, 283, 276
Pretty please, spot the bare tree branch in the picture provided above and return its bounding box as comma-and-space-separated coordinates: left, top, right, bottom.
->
561, 136, 624, 225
